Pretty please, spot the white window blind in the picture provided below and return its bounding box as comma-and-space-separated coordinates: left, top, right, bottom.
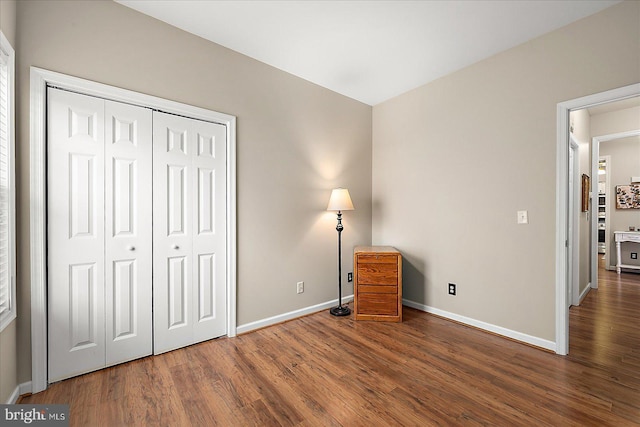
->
0, 30, 15, 332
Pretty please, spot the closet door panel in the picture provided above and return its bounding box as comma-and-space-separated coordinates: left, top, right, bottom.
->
105, 100, 153, 365
168, 255, 188, 328
48, 88, 106, 382
192, 120, 227, 342
153, 112, 194, 354
153, 112, 227, 353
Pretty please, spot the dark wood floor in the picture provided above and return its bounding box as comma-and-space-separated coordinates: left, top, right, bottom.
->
22, 263, 640, 426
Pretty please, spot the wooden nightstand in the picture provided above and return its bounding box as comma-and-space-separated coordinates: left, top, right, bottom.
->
353, 246, 402, 322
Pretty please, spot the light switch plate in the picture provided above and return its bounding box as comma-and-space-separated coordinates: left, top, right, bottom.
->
517, 210, 529, 224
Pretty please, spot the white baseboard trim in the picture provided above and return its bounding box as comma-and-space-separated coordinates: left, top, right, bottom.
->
6, 386, 19, 404
402, 299, 555, 352
237, 295, 354, 335
5, 381, 31, 404
580, 283, 592, 303
19, 382, 32, 397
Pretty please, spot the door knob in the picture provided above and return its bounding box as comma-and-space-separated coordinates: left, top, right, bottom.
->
172, 244, 179, 250
127, 245, 135, 251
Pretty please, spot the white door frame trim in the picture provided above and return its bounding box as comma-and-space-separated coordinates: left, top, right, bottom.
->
555, 82, 639, 355
568, 135, 579, 307
30, 67, 237, 393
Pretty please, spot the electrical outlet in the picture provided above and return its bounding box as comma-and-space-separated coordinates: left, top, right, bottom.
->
348, 272, 353, 282
297, 281, 304, 294
448, 283, 456, 296
632, 253, 638, 260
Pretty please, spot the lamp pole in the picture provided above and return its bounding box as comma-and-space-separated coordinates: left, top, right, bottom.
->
327, 187, 354, 316
330, 210, 350, 316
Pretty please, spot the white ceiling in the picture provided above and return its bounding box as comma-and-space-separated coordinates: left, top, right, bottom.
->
116, 0, 620, 106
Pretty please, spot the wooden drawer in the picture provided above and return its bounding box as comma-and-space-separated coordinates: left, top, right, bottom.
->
356, 254, 397, 264
357, 293, 398, 316
357, 263, 398, 285
353, 246, 402, 322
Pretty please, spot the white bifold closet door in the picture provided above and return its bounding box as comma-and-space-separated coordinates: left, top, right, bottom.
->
48, 88, 153, 382
48, 89, 227, 381
152, 111, 227, 354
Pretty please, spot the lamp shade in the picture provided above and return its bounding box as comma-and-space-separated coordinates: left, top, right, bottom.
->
327, 188, 354, 211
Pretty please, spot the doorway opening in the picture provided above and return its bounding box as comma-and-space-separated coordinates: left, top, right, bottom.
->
591, 128, 640, 279
556, 83, 640, 355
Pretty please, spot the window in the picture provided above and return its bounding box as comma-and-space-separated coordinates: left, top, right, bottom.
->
0, 31, 15, 332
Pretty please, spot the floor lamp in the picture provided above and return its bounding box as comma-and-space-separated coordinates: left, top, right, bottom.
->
327, 188, 354, 316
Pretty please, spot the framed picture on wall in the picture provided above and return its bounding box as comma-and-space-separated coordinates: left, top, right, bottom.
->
581, 174, 590, 212
616, 185, 640, 209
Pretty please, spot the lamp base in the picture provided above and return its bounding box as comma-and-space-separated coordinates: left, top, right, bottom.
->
330, 306, 351, 317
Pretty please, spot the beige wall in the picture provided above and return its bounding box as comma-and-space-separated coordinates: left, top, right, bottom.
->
0, 0, 16, 43
0, 321, 16, 403
569, 109, 592, 296
15, 0, 372, 384
372, 1, 640, 341
0, 0, 18, 404
593, 106, 640, 268
592, 105, 640, 137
